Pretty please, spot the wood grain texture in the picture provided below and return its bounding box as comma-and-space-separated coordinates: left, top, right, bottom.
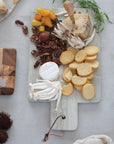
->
0, 48, 17, 95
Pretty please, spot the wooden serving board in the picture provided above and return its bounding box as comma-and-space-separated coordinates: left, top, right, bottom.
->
0, 48, 17, 95
50, 8, 101, 131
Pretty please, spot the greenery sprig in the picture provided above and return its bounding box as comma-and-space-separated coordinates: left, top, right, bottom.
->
53, 0, 112, 33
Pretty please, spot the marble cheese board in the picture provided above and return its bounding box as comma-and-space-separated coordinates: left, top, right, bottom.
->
28, 8, 101, 131
50, 8, 101, 131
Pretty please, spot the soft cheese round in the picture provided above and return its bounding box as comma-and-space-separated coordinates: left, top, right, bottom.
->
39, 62, 59, 81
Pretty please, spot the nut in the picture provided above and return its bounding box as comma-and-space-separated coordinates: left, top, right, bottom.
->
22, 26, 28, 35
15, 20, 24, 25
53, 59, 61, 66
54, 49, 62, 58
32, 27, 40, 36
34, 59, 40, 68
31, 50, 39, 57
30, 35, 39, 42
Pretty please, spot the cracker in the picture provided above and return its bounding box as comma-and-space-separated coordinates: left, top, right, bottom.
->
86, 55, 97, 61
74, 85, 82, 91
62, 67, 73, 83
67, 47, 79, 55
86, 80, 93, 84
69, 61, 78, 70
83, 73, 94, 80
62, 83, 74, 96
71, 69, 77, 75
85, 60, 99, 69
84, 46, 99, 56
75, 50, 87, 63
60, 51, 75, 65
77, 63, 93, 76
72, 75, 87, 86
82, 83, 95, 100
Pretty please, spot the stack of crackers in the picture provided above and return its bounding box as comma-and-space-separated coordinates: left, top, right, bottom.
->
60, 46, 99, 100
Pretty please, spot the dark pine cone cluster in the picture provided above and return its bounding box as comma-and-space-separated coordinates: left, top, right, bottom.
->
0, 112, 13, 143
30, 26, 67, 68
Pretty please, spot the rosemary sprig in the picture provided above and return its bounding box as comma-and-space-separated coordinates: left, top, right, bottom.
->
53, 0, 112, 33
53, 0, 66, 3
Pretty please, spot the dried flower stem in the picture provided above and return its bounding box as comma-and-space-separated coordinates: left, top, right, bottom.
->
42, 115, 66, 142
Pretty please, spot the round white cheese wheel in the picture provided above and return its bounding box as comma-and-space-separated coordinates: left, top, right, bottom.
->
39, 62, 59, 81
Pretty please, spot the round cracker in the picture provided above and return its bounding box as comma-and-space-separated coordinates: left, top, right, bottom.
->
71, 69, 77, 75
75, 50, 87, 63
84, 46, 99, 56
72, 75, 87, 86
82, 83, 95, 100
83, 73, 94, 80
86, 80, 93, 84
69, 61, 78, 70
77, 63, 93, 76
67, 47, 79, 55
85, 60, 99, 69
60, 51, 74, 65
62, 83, 74, 96
86, 55, 97, 61
74, 85, 82, 91
62, 67, 73, 83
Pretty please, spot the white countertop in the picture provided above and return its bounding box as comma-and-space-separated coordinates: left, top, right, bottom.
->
0, 0, 114, 144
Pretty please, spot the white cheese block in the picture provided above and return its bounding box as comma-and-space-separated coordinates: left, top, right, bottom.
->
39, 62, 59, 81
64, 14, 91, 40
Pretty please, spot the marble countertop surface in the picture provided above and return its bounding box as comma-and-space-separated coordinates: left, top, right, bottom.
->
0, 0, 114, 144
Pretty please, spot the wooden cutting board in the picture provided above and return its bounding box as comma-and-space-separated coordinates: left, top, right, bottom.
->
50, 8, 101, 131
0, 48, 17, 95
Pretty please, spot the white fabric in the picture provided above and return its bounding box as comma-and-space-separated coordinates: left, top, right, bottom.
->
73, 135, 113, 144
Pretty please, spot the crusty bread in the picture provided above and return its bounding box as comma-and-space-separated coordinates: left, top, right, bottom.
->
69, 61, 78, 70
84, 46, 99, 56
60, 51, 74, 65
74, 85, 82, 91
62, 83, 74, 96
67, 47, 79, 55
75, 50, 87, 63
72, 75, 87, 86
62, 67, 73, 83
77, 63, 93, 76
85, 60, 99, 70
82, 83, 95, 100
86, 55, 97, 61
64, 14, 91, 39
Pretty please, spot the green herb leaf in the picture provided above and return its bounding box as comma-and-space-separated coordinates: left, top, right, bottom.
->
104, 13, 112, 24
53, 0, 55, 3
63, 0, 66, 2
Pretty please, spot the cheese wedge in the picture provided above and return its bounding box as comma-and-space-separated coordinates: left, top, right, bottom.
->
64, 14, 91, 39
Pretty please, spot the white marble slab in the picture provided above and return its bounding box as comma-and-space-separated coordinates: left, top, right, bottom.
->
50, 8, 101, 130
28, 7, 101, 131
